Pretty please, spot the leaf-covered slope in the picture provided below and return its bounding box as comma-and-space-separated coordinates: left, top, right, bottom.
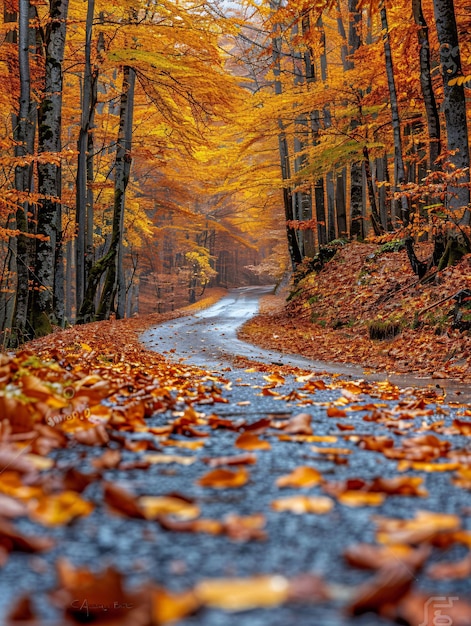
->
239, 242, 471, 382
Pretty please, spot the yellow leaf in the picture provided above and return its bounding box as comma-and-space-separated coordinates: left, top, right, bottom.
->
195, 576, 289, 610
138, 496, 200, 520
30, 491, 93, 526
276, 466, 322, 488
271, 495, 334, 515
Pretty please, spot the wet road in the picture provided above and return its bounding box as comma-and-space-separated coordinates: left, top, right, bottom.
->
141, 286, 470, 399
1, 288, 470, 625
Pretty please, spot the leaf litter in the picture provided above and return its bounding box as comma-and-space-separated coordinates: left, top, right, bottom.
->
0, 299, 470, 624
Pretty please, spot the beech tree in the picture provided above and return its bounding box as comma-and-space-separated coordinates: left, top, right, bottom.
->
29, 0, 69, 335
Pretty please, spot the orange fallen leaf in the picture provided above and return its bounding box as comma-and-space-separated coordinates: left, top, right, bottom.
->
375, 510, 461, 545
138, 495, 200, 520
104, 482, 145, 519
195, 575, 289, 610
235, 432, 271, 450
281, 413, 312, 435
453, 418, 471, 435
397, 461, 460, 472
276, 466, 322, 488
338, 492, 385, 507
453, 467, 471, 489
311, 446, 352, 455
344, 543, 430, 571
91, 448, 121, 469
197, 467, 249, 489
347, 561, 415, 617
271, 495, 334, 515
0, 517, 54, 553
427, 551, 471, 579
202, 453, 257, 467
152, 587, 200, 624
327, 407, 347, 418
145, 453, 196, 465
29, 491, 93, 526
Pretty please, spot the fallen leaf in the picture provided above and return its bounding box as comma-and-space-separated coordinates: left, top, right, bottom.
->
344, 543, 431, 570
145, 453, 196, 465
197, 467, 249, 489
91, 448, 121, 469
202, 453, 257, 467
103, 482, 145, 518
338, 492, 385, 507
276, 466, 322, 488
281, 413, 312, 435
235, 432, 271, 450
195, 575, 289, 610
29, 491, 93, 526
347, 561, 415, 616
138, 495, 200, 521
152, 587, 200, 624
375, 510, 461, 545
271, 495, 334, 515
427, 552, 471, 579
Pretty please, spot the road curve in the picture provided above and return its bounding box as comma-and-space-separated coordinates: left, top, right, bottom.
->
141, 286, 469, 398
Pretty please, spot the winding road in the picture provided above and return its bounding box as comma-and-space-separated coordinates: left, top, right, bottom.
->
142, 286, 470, 399
1, 288, 470, 625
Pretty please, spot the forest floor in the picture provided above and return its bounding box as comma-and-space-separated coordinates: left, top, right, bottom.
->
2, 261, 471, 625
239, 241, 471, 384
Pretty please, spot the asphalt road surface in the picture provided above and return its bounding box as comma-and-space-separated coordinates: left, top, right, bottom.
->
1, 287, 470, 625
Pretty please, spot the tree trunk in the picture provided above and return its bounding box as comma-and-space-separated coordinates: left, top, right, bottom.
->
31, 0, 69, 336
11, 0, 36, 345
412, 0, 441, 169
75, 0, 95, 311
432, 0, 470, 218
336, 169, 348, 238
363, 146, 383, 235
78, 66, 136, 323
380, 0, 409, 225
347, 0, 364, 238
271, 4, 302, 270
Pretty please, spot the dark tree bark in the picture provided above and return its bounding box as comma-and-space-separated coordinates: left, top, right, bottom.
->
78, 66, 136, 323
432, 0, 470, 218
11, 0, 36, 344
347, 0, 364, 239
380, 0, 409, 225
336, 169, 348, 237
75, 0, 95, 311
270, 3, 302, 270
30, 0, 69, 336
363, 146, 383, 235
412, 0, 441, 168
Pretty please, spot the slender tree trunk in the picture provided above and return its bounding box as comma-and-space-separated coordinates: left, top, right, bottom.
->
31, 0, 69, 335
380, 0, 409, 225
271, 4, 302, 270
412, 0, 441, 168
376, 153, 391, 229
78, 66, 136, 323
302, 13, 327, 250
363, 146, 383, 235
336, 169, 348, 237
75, 0, 95, 311
432, 0, 470, 218
347, 0, 364, 239
315, 14, 336, 242
12, 0, 36, 344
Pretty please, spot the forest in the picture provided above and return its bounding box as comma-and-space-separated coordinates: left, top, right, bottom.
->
1, 0, 471, 622
0, 0, 469, 345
